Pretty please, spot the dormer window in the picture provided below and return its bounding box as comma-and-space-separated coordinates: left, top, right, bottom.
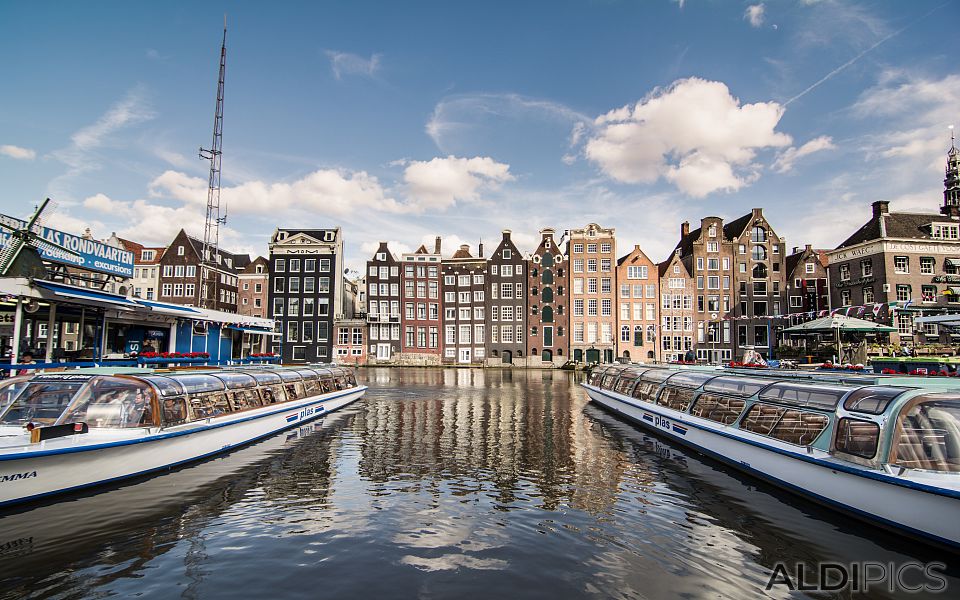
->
142, 250, 155, 261
932, 223, 959, 239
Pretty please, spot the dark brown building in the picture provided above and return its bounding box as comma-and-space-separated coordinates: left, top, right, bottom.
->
487, 230, 526, 365
527, 228, 568, 367
157, 229, 248, 312
785, 245, 829, 317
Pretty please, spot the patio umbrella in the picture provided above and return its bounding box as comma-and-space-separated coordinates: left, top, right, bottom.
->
783, 315, 895, 363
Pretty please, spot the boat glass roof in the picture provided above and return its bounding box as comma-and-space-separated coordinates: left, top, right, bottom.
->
166, 373, 226, 394
140, 375, 185, 397
664, 371, 718, 389
758, 382, 853, 411
842, 386, 909, 415
639, 369, 677, 384
703, 376, 774, 398
212, 372, 259, 389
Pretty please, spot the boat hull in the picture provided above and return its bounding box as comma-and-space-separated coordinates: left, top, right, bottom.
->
583, 384, 960, 549
0, 386, 366, 507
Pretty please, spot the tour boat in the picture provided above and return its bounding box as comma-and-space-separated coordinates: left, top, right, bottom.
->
583, 364, 960, 549
0, 365, 367, 507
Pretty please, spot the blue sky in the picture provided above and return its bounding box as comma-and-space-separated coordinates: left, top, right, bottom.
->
1, 0, 957, 271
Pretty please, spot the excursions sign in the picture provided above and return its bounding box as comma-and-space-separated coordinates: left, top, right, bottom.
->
0, 214, 134, 278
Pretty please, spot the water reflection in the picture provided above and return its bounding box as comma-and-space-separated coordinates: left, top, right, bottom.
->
0, 368, 956, 600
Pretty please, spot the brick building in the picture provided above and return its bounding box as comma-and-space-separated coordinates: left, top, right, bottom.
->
399, 238, 443, 364
158, 229, 248, 312
442, 244, 487, 365
616, 244, 659, 362
568, 223, 617, 364
785, 245, 830, 317
119, 238, 165, 301
268, 227, 343, 363
658, 250, 695, 363
366, 241, 402, 363
487, 230, 526, 365
526, 228, 568, 367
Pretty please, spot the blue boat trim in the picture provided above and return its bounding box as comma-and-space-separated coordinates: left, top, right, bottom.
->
590, 391, 960, 550
0, 393, 362, 509
584, 384, 960, 501
0, 386, 367, 462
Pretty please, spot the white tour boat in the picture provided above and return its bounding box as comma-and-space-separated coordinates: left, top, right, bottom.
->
0, 365, 366, 507
583, 364, 960, 549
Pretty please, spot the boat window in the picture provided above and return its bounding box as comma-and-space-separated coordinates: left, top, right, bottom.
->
57, 377, 156, 428
768, 409, 829, 446
319, 376, 335, 393
168, 374, 226, 394
140, 375, 184, 397
656, 386, 695, 412
213, 372, 258, 390
302, 377, 320, 395
690, 394, 746, 425
739, 403, 787, 435
703, 376, 772, 398
740, 403, 829, 445
189, 392, 231, 419
613, 373, 640, 395
284, 382, 305, 400
631, 381, 660, 403
893, 396, 960, 472
834, 418, 880, 459
842, 386, 906, 415
160, 395, 189, 425
346, 372, 358, 386
758, 382, 851, 411
0, 376, 30, 414
276, 370, 303, 383
639, 369, 677, 384
295, 369, 320, 381
664, 372, 717, 390
227, 388, 262, 411
588, 366, 609, 386
260, 385, 286, 405
0, 378, 87, 426
249, 371, 283, 385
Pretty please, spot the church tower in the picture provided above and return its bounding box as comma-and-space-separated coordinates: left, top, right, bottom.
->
942, 127, 960, 217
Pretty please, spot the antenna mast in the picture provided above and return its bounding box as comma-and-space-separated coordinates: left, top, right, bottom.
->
199, 16, 227, 309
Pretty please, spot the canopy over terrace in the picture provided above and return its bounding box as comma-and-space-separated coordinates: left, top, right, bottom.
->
783, 315, 895, 363
914, 313, 960, 335
0, 277, 274, 368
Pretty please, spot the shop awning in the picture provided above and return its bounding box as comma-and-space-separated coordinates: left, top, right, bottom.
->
226, 325, 279, 336
946, 287, 960, 295
138, 300, 201, 314
946, 258, 960, 268
34, 281, 138, 308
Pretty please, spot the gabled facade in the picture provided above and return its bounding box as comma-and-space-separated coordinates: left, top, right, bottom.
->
568, 223, 617, 364
527, 228, 568, 367
785, 245, 829, 316
658, 250, 695, 363
366, 241, 402, 363
119, 238, 165, 301
268, 228, 343, 363
487, 230, 526, 365
615, 245, 659, 362
157, 229, 247, 313
399, 238, 443, 364
442, 244, 487, 365
238, 256, 269, 318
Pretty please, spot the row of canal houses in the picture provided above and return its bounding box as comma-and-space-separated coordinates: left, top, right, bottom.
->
360, 213, 827, 367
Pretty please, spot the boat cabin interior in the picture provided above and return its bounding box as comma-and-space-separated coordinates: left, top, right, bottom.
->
0, 366, 359, 431
588, 364, 960, 473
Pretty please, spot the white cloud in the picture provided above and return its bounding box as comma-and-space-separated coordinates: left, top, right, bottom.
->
0, 144, 36, 160
402, 156, 514, 210
745, 4, 765, 28
583, 77, 791, 197
325, 50, 381, 80
853, 72, 960, 172
772, 135, 836, 173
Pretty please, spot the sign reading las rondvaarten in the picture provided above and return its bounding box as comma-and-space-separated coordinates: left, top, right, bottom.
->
0, 214, 134, 278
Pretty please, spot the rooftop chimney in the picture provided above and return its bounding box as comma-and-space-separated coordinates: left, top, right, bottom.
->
634, 244, 641, 251
872, 200, 890, 218
434, 236, 442, 254
805, 244, 812, 252
792, 246, 800, 254
681, 221, 690, 237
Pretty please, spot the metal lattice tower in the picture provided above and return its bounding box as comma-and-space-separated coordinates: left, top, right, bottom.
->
198, 18, 227, 308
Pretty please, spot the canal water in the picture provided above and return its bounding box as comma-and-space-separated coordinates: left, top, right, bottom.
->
0, 368, 956, 599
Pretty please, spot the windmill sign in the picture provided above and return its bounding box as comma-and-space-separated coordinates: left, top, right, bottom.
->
0, 212, 134, 278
